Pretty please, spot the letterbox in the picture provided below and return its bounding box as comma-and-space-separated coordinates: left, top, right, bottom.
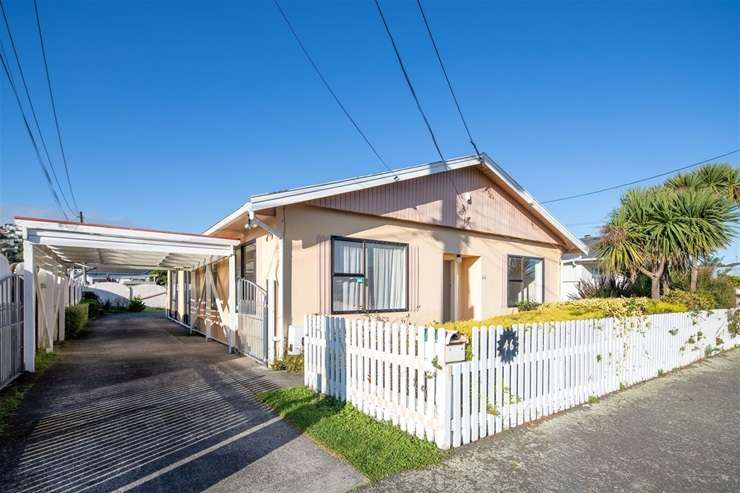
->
444, 331, 468, 363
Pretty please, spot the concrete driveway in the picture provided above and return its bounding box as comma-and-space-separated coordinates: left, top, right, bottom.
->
364, 348, 740, 492
0, 312, 366, 493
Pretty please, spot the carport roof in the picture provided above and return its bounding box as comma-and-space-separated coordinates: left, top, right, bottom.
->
15, 217, 239, 271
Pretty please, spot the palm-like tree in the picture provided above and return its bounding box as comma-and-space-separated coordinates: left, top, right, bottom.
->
596, 187, 737, 298
667, 163, 740, 204
665, 163, 739, 289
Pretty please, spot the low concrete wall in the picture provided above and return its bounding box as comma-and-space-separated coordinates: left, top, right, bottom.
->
131, 284, 166, 308
85, 282, 130, 307
84, 282, 166, 308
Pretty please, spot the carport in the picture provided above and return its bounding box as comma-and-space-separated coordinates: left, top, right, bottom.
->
15, 217, 251, 372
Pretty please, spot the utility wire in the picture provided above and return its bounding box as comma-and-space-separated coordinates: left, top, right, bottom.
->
373, 0, 445, 163
33, 0, 79, 212
373, 0, 470, 217
0, 45, 68, 219
0, 0, 74, 215
415, 0, 480, 157
541, 149, 740, 204
271, 0, 392, 172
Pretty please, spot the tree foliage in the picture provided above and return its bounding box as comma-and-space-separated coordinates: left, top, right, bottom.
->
596, 174, 737, 299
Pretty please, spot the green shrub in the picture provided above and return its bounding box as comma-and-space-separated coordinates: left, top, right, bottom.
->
128, 296, 146, 312
672, 268, 737, 309
729, 276, 740, 288
80, 298, 104, 319
515, 299, 541, 312
65, 304, 89, 338
661, 290, 716, 311
703, 277, 736, 309
81, 291, 100, 302
271, 354, 304, 373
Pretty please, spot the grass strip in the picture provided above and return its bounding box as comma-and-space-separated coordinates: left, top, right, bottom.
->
0, 351, 57, 434
257, 386, 446, 482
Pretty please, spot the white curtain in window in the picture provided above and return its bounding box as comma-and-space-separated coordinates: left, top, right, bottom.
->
333, 241, 364, 311
334, 240, 363, 273
368, 243, 406, 310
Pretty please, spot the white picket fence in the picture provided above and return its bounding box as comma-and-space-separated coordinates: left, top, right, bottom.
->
304, 309, 739, 449
304, 317, 448, 444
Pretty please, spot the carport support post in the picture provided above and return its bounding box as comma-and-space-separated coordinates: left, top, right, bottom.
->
166, 270, 171, 318
228, 252, 236, 353
23, 240, 36, 372
267, 279, 276, 365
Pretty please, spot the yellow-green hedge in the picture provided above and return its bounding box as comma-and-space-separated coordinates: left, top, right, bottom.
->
432, 297, 688, 342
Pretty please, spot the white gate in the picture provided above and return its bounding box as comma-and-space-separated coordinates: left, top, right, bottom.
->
237, 278, 268, 363
0, 274, 24, 390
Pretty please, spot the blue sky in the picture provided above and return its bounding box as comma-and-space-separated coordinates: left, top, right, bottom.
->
1, 0, 738, 260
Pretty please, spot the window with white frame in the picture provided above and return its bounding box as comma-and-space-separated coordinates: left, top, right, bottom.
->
331, 237, 408, 313
507, 255, 544, 307
240, 242, 256, 283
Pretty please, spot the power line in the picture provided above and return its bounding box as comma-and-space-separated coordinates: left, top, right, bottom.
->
373, 0, 471, 218
0, 0, 74, 215
271, 0, 392, 172
415, 0, 480, 157
0, 45, 68, 219
373, 0, 445, 163
33, 0, 79, 212
541, 149, 740, 204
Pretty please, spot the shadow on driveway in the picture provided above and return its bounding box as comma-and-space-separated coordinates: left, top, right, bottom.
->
0, 312, 365, 493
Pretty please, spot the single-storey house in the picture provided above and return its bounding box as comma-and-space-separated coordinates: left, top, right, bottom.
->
168, 153, 586, 362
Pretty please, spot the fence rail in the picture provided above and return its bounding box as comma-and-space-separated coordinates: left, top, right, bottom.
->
0, 274, 24, 390
304, 309, 739, 449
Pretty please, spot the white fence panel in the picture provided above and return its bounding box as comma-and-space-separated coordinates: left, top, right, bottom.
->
304, 310, 738, 450
304, 315, 453, 447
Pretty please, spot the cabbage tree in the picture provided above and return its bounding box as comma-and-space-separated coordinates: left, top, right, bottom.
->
596, 187, 736, 298
666, 163, 739, 290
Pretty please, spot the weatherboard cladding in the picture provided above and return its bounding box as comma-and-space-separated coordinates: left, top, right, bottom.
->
307, 167, 562, 246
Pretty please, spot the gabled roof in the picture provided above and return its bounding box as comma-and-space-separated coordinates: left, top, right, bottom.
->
562, 235, 601, 263
204, 153, 588, 254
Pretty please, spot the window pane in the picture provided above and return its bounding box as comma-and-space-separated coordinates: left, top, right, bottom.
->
522, 258, 543, 303
508, 256, 522, 280
241, 243, 256, 283
507, 280, 523, 307
333, 240, 364, 274
367, 242, 407, 311
332, 276, 364, 312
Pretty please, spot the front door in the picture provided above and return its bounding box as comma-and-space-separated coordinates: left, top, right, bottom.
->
442, 259, 454, 322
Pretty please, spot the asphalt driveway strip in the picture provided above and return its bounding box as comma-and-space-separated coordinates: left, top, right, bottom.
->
363, 348, 740, 493
0, 312, 367, 493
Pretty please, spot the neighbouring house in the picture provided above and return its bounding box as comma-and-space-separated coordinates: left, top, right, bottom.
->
560, 235, 602, 300
175, 153, 586, 361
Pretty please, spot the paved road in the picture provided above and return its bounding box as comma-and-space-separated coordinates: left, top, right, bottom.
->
365, 348, 740, 493
0, 312, 366, 493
